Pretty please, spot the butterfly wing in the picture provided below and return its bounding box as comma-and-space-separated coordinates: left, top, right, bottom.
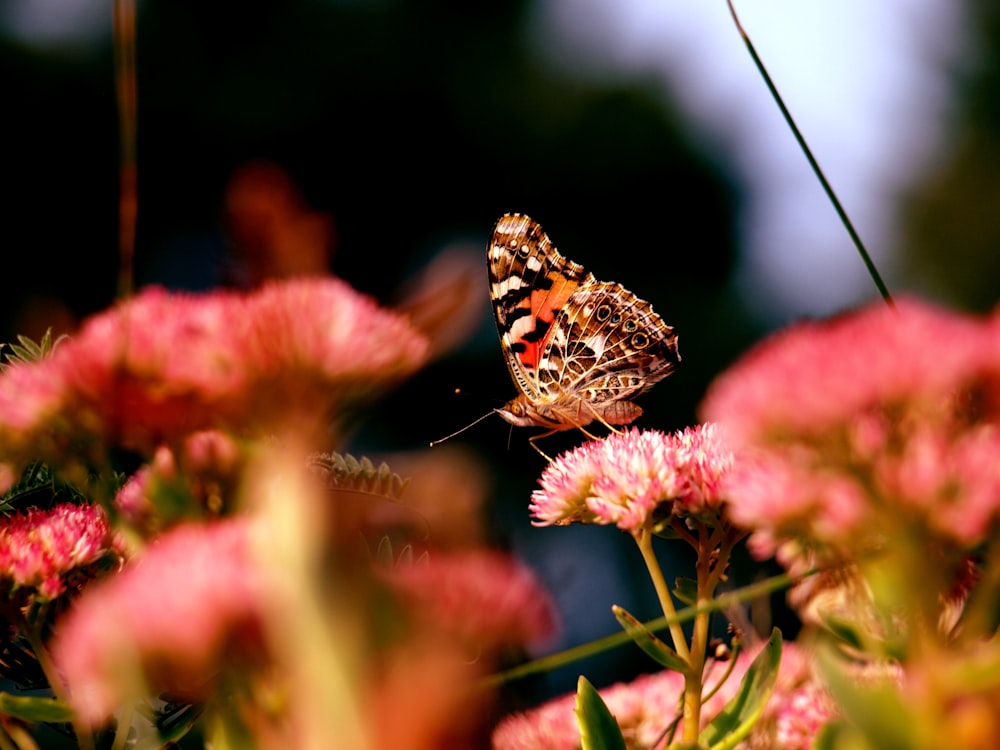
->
488, 213, 594, 402
548, 280, 680, 409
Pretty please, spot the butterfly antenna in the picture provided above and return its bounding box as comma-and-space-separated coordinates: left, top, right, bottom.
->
429, 410, 498, 448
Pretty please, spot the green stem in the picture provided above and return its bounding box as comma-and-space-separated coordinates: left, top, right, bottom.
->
680, 528, 713, 742
635, 525, 690, 662
111, 700, 135, 750
22, 613, 94, 750
685, 523, 746, 743
725, 0, 894, 307
482, 569, 796, 688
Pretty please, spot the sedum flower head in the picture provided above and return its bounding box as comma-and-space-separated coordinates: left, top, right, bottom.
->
702, 297, 1000, 557
0, 278, 429, 466
51, 519, 265, 728
529, 425, 733, 534
0, 502, 124, 603
700, 297, 992, 446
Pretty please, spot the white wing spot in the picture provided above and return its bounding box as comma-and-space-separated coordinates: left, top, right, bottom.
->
496, 277, 522, 297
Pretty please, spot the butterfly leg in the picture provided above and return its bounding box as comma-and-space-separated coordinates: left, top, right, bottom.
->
527, 431, 558, 462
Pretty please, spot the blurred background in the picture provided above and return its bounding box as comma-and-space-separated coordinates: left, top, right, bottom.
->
3, 0, 998, 707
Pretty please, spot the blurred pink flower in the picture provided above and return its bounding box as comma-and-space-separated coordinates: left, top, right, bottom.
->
529, 425, 733, 534
381, 550, 558, 651
114, 430, 247, 533
702, 297, 1000, 557
769, 684, 838, 750
700, 297, 991, 446
114, 465, 155, 529
51, 519, 265, 728
0, 502, 124, 603
492, 642, 827, 750
0, 279, 428, 464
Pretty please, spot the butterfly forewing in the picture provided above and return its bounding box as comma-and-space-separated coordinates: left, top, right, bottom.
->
488, 214, 593, 400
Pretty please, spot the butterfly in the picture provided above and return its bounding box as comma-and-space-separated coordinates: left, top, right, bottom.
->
488, 213, 680, 451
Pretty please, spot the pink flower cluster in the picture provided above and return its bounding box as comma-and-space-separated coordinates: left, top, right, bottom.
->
0, 279, 428, 465
51, 519, 265, 728
700, 297, 1000, 556
380, 550, 558, 651
491, 642, 833, 750
114, 429, 245, 533
701, 298, 994, 445
529, 425, 733, 534
0, 502, 124, 602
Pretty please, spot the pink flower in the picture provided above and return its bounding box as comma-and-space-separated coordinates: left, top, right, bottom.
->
51, 519, 265, 728
380, 550, 558, 651
700, 297, 990, 446
529, 425, 733, 534
491, 668, 689, 750
0, 503, 124, 603
0, 279, 428, 464
702, 297, 1000, 557
114, 466, 155, 528
492, 642, 826, 750
770, 684, 838, 750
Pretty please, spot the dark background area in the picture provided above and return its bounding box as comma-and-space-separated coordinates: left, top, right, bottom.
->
3, 0, 998, 708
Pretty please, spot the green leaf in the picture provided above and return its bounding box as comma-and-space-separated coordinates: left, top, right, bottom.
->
699, 627, 782, 750
673, 577, 699, 607
820, 613, 867, 651
575, 676, 627, 750
0, 692, 74, 723
612, 605, 688, 672
812, 718, 876, 750
1, 328, 67, 370
308, 451, 409, 499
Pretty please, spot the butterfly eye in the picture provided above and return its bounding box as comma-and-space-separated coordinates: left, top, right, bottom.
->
631, 332, 649, 349
595, 304, 612, 322
623, 318, 638, 333
609, 312, 622, 325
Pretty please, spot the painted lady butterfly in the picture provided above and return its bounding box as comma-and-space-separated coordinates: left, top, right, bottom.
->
489, 213, 680, 448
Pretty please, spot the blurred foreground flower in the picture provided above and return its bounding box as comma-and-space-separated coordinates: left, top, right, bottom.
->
51, 519, 265, 728
114, 430, 246, 534
371, 549, 559, 750
700, 297, 1000, 605
701, 297, 1000, 558
700, 296, 1000, 749
381, 549, 558, 653
0, 278, 428, 475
